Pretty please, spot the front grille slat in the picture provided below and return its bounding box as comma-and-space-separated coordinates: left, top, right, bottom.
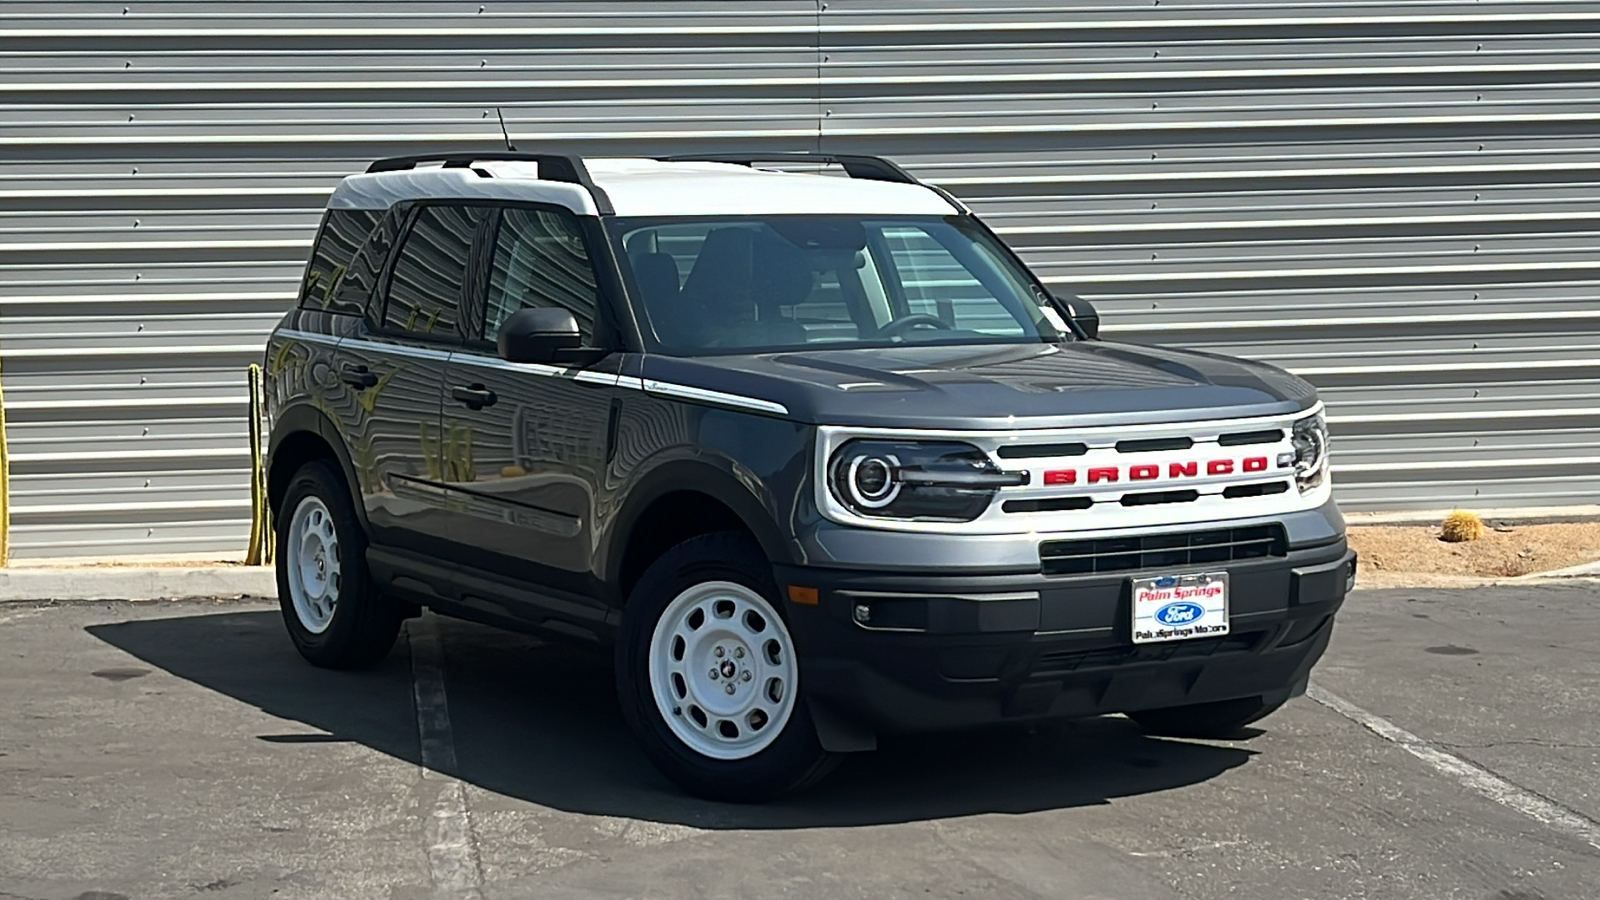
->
1218, 428, 1285, 447
1039, 524, 1286, 576
1119, 489, 1199, 507
1115, 437, 1194, 453
997, 442, 1088, 459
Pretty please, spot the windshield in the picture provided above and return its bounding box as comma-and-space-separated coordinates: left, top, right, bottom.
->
609, 215, 1073, 354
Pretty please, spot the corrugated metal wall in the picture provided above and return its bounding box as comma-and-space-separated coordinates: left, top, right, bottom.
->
3, 1, 1598, 560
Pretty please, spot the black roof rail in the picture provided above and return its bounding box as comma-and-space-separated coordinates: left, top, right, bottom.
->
662, 152, 918, 185
364, 151, 614, 215
661, 152, 968, 213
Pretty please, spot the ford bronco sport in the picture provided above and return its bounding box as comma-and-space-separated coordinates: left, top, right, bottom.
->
265, 151, 1354, 801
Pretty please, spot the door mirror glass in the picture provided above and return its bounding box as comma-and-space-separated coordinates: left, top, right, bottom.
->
497, 307, 581, 363
1055, 293, 1099, 340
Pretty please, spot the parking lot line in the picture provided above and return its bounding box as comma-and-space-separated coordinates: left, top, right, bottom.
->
1308, 682, 1600, 852
409, 616, 486, 899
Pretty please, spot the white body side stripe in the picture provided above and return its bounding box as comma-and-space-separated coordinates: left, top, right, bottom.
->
272, 329, 789, 417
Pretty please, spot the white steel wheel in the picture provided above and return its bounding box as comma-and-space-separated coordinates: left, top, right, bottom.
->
285, 495, 342, 634
648, 580, 799, 761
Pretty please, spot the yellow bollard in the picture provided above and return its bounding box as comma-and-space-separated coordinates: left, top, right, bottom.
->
245, 363, 273, 566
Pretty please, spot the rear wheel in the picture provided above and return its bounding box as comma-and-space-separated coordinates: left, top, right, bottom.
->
276, 459, 401, 669
615, 531, 837, 802
1128, 695, 1284, 739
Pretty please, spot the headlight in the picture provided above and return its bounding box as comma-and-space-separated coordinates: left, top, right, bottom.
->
1290, 411, 1329, 493
828, 440, 1025, 521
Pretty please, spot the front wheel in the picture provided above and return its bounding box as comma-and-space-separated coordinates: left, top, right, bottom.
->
1127, 695, 1284, 739
615, 532, 837, 802
275, 459, 401, 669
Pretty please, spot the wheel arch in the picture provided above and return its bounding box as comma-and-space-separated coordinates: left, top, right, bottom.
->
604, 459, 794, 604
267, 403, 367, 529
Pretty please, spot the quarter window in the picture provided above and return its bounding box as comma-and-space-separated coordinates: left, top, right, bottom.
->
331, 207, 403, 317
485, 207, 598, 342
299, 209, 381, 314
383, 205, 490, 339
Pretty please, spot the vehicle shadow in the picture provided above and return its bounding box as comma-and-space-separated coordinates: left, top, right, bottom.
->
88, 609, 1258, 830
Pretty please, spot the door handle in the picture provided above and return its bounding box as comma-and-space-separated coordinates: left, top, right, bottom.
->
340, 363, 379, 389
452, 384, 498, 410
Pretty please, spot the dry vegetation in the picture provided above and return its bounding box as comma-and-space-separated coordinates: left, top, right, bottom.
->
1348, 521, 1600, 578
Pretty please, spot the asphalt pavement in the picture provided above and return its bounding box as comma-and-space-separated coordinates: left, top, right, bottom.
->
1, 581, 1597, 899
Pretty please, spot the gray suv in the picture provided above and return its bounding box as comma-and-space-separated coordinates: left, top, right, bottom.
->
265, 151, 1355, 801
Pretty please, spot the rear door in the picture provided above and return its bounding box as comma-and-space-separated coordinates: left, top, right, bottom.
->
440, 203, 617, 607
341, 202, 491, 554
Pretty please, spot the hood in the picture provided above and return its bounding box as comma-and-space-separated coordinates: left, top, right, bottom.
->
640, 340, 1318, 429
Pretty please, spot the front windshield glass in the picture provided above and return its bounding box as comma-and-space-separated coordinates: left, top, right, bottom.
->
609, 215, 1072, 354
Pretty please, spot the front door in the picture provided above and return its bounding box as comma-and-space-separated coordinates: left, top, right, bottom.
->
440, 204, 616, 607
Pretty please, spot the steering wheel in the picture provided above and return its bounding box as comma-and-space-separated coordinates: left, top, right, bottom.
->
877, 313, 953, 339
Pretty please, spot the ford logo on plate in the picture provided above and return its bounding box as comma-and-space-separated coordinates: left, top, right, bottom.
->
1154, 601, 1205, 627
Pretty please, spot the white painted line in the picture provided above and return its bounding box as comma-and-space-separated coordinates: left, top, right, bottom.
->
409, 617, 485, 898
410, 618, 459, 775
426, 780, 484, 899
1307, 683, 1600, 852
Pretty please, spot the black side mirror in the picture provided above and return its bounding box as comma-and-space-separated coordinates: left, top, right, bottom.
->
497, 307, 581, 363
1054, 293, 1099, 340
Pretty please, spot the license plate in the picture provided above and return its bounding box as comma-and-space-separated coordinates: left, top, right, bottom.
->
1130, 572, 1229, 644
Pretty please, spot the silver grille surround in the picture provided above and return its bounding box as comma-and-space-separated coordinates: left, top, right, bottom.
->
814, 402, 1330, 536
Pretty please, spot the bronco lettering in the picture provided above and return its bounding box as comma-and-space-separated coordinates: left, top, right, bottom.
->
1041, 456, 1280, 486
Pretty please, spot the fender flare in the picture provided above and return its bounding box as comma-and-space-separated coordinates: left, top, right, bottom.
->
266, 402, 369, 529
600, 456, 794, 590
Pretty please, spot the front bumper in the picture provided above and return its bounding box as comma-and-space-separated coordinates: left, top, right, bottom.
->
777, 538, 1354, 739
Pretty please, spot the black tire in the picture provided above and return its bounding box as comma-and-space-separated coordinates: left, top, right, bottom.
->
615, 531, 838, 802
1128, 695, 1285, 739
275, 459, 401, 669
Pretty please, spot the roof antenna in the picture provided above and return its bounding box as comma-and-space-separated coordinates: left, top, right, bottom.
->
495, 107, 517, 151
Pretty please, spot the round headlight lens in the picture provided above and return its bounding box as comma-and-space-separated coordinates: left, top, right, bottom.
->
847, 454, 900, 507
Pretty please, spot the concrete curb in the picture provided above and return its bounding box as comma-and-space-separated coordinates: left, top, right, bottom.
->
0, 566, 276, 602
1345, 505, 1600, 527
1513, 560, 1600, 580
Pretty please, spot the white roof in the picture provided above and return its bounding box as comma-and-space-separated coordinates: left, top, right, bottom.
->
327, 157, 958, 218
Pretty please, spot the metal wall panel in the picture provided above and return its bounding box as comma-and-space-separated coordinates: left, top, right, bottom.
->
2, 1, 1596, 560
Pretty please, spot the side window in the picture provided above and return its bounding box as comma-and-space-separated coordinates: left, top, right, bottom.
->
299, 208, 381, 314
383, 205, 490, 339
485, 206, 599, 341
334, 206, 404, 318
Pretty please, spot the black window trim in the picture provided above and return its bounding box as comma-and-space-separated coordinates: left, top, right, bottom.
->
352, 204, 409, 328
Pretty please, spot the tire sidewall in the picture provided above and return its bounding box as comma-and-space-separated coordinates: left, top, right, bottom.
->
275, 460, 376, 665
616, 532, 829, 801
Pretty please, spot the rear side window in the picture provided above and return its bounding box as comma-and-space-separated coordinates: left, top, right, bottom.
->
382, 205, 491, 339
298, 209, 381, 314
332, 206, 404, 317
483, 207, 599, 342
